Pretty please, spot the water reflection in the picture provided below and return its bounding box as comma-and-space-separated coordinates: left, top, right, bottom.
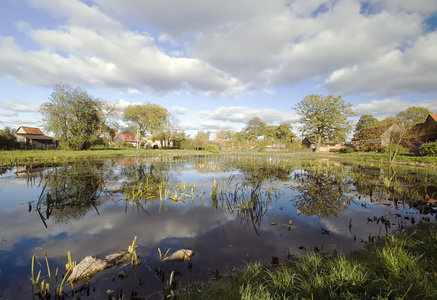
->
0, 156, 436, 299
292, 168, 353, 216
34, 161, 108, 226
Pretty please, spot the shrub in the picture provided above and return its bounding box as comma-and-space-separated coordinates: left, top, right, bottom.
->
205, 144, 221, 153
419, 141, 437, 156
359, 143, 385, 153
339, 145, 356, 153
384, 145, 410, 155
180, 139, 195, 150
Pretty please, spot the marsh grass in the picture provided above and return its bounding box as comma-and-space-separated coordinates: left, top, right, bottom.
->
177, 223, 437, 300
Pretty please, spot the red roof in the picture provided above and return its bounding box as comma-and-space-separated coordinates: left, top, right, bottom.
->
429, 114, 437, 122
114, 133, 137, 142
17, 126, 44, 135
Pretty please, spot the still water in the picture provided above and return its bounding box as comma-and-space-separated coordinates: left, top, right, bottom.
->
0, 155, 436, 299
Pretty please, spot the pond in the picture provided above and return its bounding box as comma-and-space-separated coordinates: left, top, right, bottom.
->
0, 154, 436, 299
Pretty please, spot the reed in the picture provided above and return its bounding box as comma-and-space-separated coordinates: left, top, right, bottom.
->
128, 236, 140, 266
65, 251, 76, 273
158, 247, 171, 262
44, 250, 51, 279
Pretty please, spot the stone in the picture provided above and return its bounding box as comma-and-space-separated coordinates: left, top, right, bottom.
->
164, 249, 195, 262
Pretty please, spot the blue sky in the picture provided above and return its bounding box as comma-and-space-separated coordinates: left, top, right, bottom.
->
1, 0, 437, 137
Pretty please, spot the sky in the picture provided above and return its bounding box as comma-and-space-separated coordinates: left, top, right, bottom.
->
0, 0, 437, 138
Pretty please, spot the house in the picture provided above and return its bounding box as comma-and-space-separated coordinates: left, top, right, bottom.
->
302, 136, 343, 152
353, 124, 400, 148
408, 121, 437, 151
14, 126, 55, 149
425, 113, 437, 123
112, 133, 164, 148
113, 133, 138, 146
354, 118, 437, 152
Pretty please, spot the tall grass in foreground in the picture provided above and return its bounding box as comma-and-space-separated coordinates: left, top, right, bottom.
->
177, 223, 437, 300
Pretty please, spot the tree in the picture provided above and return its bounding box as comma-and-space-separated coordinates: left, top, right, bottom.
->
355, 115, 378, 132
40, 84, 103, 150
275, 123, 295, 141
194, 131, 209, 150
396, 106, 431, 125
0, 127, 16, 150
216, 130, 234, 141
124, 103, 168, 149
295, 94, 354, 152
97, 102, 119, 145
244, 117, 266, 140
154, 112, 178, 148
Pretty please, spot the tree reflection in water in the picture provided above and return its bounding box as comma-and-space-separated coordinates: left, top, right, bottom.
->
221, 165, 291, 235
293, 168, 353, 217
35, 161, 108, 226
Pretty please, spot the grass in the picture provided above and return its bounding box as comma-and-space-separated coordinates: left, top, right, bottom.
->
336, 151, 437, 166
176, 222, 437, 299
0, 148, 206, 165
1, 148, 436, 167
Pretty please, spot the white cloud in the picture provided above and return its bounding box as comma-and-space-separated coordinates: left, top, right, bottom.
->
0, 101, 40, 113
172, 106, 189, 115
353, 98, 437, 117
0, 0, 244, 95
93, 0, 283, 38
199, 106, 298, 124
0, 111, 18, 117
325, 31, 437, 95
1, 0, 436, 97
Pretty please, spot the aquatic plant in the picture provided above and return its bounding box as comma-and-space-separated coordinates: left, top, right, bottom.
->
128, 236, 141, 266
158, 247, 171, 262
176, 223, 437, 299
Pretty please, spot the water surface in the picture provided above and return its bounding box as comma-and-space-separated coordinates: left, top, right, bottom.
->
0, 155, 436, 298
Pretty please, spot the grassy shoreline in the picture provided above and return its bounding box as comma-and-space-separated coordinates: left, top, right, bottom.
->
176, 222, 437, 299
1, 148, 436, 167
0, 148, 207, 165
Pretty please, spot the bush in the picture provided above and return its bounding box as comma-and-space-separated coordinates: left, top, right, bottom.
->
113, 141, 134, 148
360, 143, 385, 153
419, 141, 437, 156
384, 145, 410, 155
180, 139, 195, 150
0, 127, 17, 150
339, 145, 356, 153
205, 144, 221, 153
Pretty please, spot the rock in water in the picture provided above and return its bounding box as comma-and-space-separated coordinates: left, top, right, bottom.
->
164, 249, 195, 262
105, 251, 130, 265
67, 256, 107, 283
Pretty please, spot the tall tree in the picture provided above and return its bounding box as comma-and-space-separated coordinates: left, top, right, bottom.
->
40, 84, 103, 150
396, 106, 431, 125
216, 130, 234, 141
295, 94, 354, 152
275, 123, 295, 141
124, 103, 168, 149
355, 115, 378, 132
194, 131, 209, 150
244, 117, 266, 140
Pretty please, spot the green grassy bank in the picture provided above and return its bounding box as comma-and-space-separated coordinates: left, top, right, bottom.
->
0, 148, 206, 165
336, 151, 437, 166
1, 148, 436, 167
177, 223, 437, 299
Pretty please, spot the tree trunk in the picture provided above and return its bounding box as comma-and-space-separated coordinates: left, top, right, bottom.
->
136, 127, 140, 150
315, 135, 321, 153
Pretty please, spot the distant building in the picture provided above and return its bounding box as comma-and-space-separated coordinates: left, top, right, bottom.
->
113, 132, 138, 146
302, 136, 343, 152
425, 113, 437, 123
112, 133, 165, 148
14, 126, 55, 149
